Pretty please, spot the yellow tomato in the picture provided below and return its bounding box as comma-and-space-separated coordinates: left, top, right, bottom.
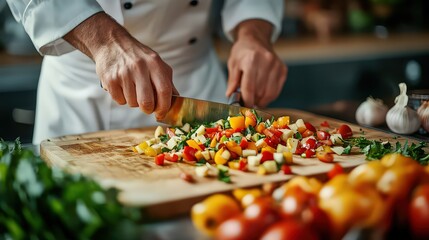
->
377, 164, 423, 200
283, 176, 323, 196
380, 153, 419, 168
191, 194, 241, 236
245, 116, 257, 128
318, 174, 349, 200
348, 161, 386, 188
319, 186, 386, 239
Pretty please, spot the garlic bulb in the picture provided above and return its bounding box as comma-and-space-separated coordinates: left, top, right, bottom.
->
386, 83, 421, 134
355, 97, 388, 126
417, 101, 429, 132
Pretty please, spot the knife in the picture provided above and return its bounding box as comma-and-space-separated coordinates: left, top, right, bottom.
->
157, 95, 273, 126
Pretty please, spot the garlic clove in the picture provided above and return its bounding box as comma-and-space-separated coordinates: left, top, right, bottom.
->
417, 101, 429, 132
386, 83, 421, 135
355, 96, 388, 126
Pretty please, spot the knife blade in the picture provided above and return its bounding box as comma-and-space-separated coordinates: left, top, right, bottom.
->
157, 95, 273, 126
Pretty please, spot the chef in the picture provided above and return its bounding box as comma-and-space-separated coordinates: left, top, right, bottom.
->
6, 0, 287, 145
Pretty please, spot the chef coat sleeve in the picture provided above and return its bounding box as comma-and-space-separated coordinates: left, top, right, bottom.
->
221, 0, 283, 43
5, 0, 103, 56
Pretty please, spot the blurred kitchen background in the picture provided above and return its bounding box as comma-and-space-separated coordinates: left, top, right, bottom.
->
1, 0, 429, 143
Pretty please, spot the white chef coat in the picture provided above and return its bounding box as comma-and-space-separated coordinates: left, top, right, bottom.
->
6, 0, 283, 145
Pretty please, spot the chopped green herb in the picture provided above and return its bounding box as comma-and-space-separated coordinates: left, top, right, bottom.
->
245, 125, 256, 136
230, 136, 243, 144
217, 165, 231, 183
159, 134, 169, 143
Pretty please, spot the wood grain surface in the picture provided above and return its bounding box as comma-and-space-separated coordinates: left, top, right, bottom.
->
40, 108, 422, 219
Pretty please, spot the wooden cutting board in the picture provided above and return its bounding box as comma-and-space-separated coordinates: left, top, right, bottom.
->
40, 108, 421, 219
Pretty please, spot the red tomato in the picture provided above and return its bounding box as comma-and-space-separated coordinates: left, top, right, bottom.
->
260, 151, 274, 163
183, 146, 197, 161
294, 147, 306, 155
303, 138, 317, 150
244, 198, 280, 231
316, 131, 330, 141
223, 129, 235, 138
316, 151, 334, 163
260, 220, 319, 240
409, 184, 429, 239
239, 137, 248, 149
302, 129, 314, 138
270, 129, 283, 138
301, 205, 332, 240
280, 186, 317, 219
304, 149, 315, 158
337, 124, 353, 139
320, 121, 330, 127
305, 122, 317, 132
155, 154, 165, 166
263, 129, 274, 138
164, 153, 179, 162
281, 165, 292, 174
215, 215, 261, 240
327, 163, 344, 179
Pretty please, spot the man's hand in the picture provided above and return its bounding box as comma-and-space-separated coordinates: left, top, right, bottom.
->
226, 19, 287, 108
64, 12, 177, 120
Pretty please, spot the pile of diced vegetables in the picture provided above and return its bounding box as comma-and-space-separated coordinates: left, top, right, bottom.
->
133, 110, 355, 181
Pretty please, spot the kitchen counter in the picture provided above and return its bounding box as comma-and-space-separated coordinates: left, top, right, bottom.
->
215, 32, 429, 65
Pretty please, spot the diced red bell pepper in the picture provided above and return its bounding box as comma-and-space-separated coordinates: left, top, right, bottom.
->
260, 151, 274, 163
238, 158, 247, 171
222, 129, 235, 138
264, 135, 280, 149
304, 122, 317, 132
206, 126, 220, 134
239, 137, 249, 149
155, 154, 165, 166
183, 146, 197, 161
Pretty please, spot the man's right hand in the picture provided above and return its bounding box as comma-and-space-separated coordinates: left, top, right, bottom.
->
64, 12, 177, 120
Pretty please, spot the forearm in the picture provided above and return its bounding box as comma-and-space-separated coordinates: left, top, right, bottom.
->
233, 19, 274, 46
63, 12, 132, 60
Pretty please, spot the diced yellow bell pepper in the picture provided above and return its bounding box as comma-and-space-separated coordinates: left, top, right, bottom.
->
228, 161, 240, 170
283, 152, 293, 165
245, 116, 257, 128
247, 142, 257, 151
144, 146, 157, 157
277, 116, 290, 128
214, 148, 228, 165
139, 141, 149, 150
257, 165, 267, 175
186, 139, 202, 151
229, 116, 245, 130
256, 122, 266, 134
195, 150, 203, 160
261, 146, 276, 154
210, 137, 217, 148
226, 141, 242, 156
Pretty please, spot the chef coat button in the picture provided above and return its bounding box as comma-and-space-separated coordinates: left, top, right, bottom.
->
188, 37, 197, 45
189, 0, 198, 6
124, 2, 133, 9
